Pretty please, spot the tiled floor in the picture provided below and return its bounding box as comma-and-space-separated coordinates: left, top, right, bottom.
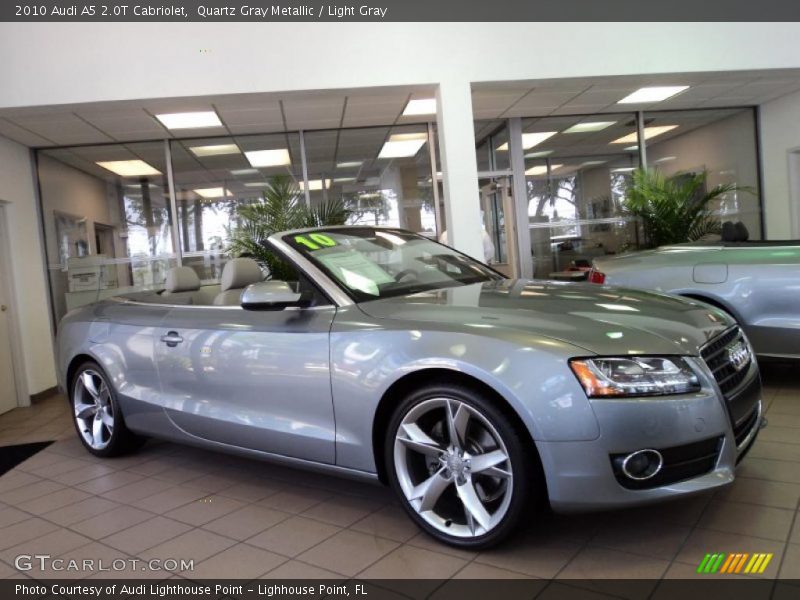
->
0, 364, 798, 589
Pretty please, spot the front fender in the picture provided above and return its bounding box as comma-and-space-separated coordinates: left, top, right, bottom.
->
330, 306, 599, 473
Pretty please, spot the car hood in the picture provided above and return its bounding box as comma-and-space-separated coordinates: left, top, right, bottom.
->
357, 279, 731, 356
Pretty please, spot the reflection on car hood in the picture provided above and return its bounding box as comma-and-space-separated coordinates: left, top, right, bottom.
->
357, 279, 732, 356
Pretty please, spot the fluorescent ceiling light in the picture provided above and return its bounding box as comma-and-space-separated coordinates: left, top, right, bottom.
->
299, 178, 331, 191
96, 160, 161, 177
525, 164, 562, 176
155, 110, 222, 129
230, 168, 259, 176
403, 98, 437, 116
334, 177, 356, 183
525, 150, 553, 158
654, 156, 677, 164
245, 149, 291, 167
193, 187, 232, 198
611, 167, 636, 173
337, 161, 363, 169
580, 160, 607, 167
624, 145, 639, 152
497, 131, 558, 151
564, 121, 616, 134
617, 86, 689, 104
244, 182, 269, 188
378, 133, 427, 159
124, 183, 159, 189
189, 144, 240, 157
611, 125, 678, 144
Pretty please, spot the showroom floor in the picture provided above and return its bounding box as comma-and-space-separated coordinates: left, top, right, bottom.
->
0, 364, 798, 591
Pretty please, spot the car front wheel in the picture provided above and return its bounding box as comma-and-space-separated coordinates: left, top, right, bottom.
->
386, 383, 537, 549
71, 361, 144, 457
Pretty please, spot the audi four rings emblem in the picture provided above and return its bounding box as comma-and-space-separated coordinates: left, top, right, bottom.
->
727, 341, 750, 372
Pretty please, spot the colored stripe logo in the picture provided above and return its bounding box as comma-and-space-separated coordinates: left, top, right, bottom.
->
697, 552, 773, 574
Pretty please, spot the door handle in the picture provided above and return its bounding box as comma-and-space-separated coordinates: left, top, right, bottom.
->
160, 331, 184, 347
0, 305, 6, 312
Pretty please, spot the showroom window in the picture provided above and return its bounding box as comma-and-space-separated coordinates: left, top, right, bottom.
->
36, 124, 440, 324
477, 107, 762, 279
37, 142, 176, 322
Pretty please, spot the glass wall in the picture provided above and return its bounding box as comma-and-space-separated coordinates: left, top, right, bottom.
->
476, 108, 762, 278
38, 142, 176, 321
37, 124, 440, 323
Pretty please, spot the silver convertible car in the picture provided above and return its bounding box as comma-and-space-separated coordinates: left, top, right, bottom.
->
57, 227, 764, 548
590, 240, 800, 360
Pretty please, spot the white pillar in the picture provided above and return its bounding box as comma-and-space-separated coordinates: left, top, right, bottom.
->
436, 80, 483, 260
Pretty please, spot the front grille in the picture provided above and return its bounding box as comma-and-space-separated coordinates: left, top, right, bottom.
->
734, 405, 760, 448
611, 436, 723, 490
700, 326, 751, 397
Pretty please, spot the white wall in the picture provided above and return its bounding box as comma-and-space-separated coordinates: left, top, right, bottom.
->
0, 135, 56, 395
760, 88, 800, 238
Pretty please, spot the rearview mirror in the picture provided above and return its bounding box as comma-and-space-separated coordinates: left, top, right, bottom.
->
241, 281, 303, 310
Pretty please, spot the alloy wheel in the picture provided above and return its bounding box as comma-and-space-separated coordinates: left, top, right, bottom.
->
73, 369, 115, 450
393, 397, 513, 538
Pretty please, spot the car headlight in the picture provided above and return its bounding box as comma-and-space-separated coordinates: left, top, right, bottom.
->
569, 357, 700, 398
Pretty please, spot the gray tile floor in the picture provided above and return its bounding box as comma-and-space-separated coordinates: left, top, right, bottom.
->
0, 364, 798, 585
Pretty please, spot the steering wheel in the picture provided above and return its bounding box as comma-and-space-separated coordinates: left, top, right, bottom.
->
394, 268, 420, 283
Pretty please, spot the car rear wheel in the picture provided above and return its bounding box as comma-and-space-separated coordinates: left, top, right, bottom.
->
386, 383, 537, 549
71, 361, 144, 457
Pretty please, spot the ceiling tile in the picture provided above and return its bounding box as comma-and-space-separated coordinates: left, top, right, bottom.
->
0, 118, 55, 146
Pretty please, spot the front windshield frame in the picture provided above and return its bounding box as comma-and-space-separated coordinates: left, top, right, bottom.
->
278, 227, 505, 303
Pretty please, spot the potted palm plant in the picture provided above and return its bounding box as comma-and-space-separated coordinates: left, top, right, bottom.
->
227, 175, 350, 279
622, 168, 750, 248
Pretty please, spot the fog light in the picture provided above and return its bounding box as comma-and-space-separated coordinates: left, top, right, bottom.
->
621, 449, 663, 480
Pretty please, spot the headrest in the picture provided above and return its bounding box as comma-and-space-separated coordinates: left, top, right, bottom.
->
220, 257, 263, 292
164, 266, 201, 293
734, 221, 749, 242
721, 221, 737, 242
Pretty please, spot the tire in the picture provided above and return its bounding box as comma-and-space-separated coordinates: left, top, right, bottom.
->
385, 381, 538, 549
70, 361, 145, 457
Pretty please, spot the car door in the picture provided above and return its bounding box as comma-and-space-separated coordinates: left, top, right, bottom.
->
154, 294, 337, 464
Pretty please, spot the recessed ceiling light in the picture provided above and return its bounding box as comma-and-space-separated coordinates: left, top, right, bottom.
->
624, 145, 639, 152
378, 133, 427, 159
299, 178, 332, 191
580, 160, 607, 167
525, 164, 562, 176
611, 125, 678, 144
611, 167, 636, 173
244, 182, 270, 188
497, 131, 558, 151
654, 156, 677, 163
155, 111, 222, 129
564, 121, 616, 134
193, 187, 232, 198
245, 149, 291, 167
617, 86, 689, 104
336, 161, 363, 169
96, 160, 161, 177
189, 144, 240, 157
403, 98, 437, 116
525, 150, 553, 159
334, 177, 356, 183
230, 168, 259, 176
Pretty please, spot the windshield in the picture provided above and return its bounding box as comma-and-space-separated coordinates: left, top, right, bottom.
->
281, 228, 503, 302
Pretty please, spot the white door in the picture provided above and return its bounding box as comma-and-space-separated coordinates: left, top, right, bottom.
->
0, 210, 18, 415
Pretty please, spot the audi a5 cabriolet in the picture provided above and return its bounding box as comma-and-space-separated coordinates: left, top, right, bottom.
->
57, 226, 764, 548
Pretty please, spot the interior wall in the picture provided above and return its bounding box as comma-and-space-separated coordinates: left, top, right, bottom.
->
0, 135, 56, 396
647, 111, 762, 237
760, 87, 800, 238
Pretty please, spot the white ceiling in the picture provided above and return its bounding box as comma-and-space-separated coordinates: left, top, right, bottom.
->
0, 85, 437, 148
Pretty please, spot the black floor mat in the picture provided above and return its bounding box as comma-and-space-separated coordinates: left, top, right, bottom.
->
0, 441, 53, 477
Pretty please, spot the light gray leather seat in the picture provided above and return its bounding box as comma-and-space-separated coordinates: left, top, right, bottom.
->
161, 266, 201, 304
213, 258, 264, 306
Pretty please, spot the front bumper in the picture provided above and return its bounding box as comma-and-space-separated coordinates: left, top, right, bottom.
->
539, 357, 762, 512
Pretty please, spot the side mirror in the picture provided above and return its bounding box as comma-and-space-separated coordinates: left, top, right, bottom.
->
241, 281, 303, 310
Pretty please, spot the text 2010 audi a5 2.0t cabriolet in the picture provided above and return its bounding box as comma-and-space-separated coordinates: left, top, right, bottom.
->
57, 227, 764, 548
